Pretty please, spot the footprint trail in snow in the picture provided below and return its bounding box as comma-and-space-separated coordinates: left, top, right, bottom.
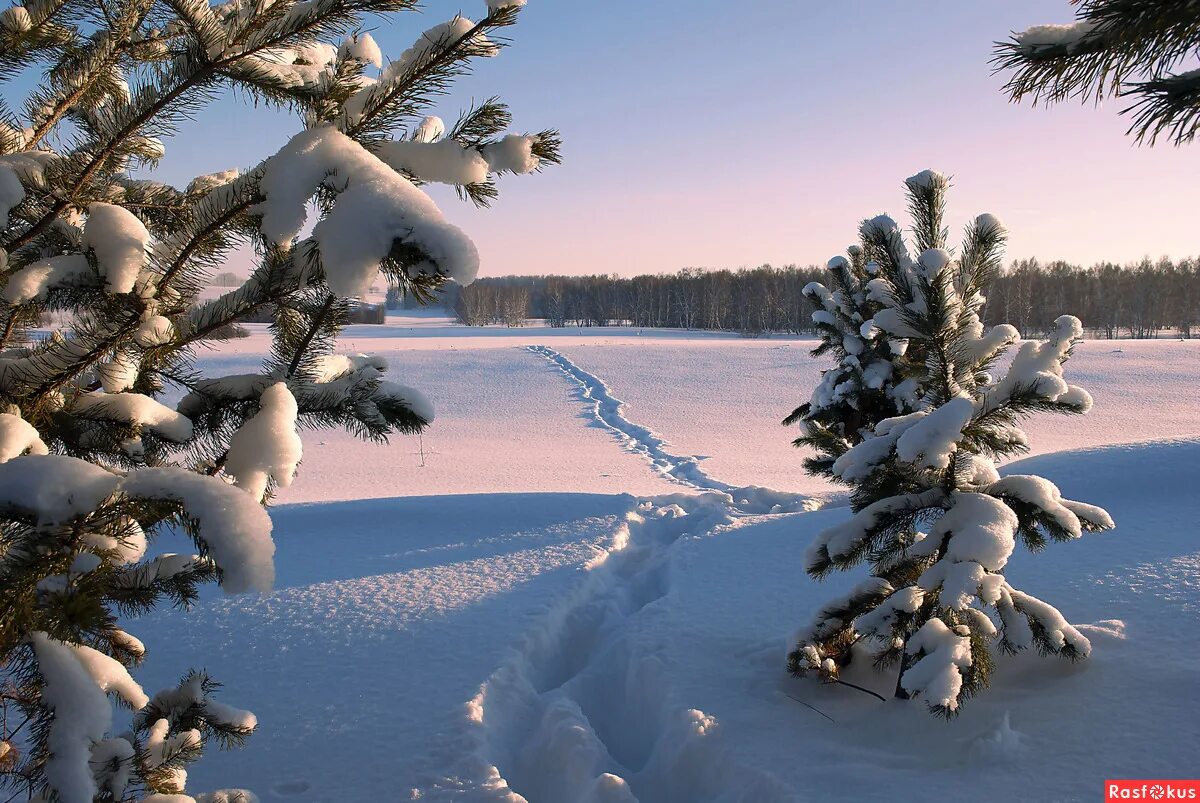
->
525, 344, 814, 515
410, 348, 819, 800
433, 494, 799, 802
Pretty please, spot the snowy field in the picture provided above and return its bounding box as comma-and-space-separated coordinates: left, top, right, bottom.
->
135, 313, 1200, 802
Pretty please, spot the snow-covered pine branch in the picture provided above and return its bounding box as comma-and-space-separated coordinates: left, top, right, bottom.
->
992, 0, 1200, 145
788, 171, 1114, 718
0, 0, 559, 799
783, 242, 914, 478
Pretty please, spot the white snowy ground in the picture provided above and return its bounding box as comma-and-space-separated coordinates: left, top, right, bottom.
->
133, 314, 1200, 802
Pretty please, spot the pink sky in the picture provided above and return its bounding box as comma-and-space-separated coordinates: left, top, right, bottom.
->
431, 2, 1200, 277
149, 1, 1199, 279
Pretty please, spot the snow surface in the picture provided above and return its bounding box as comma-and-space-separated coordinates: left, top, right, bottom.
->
556, 336, 1200, 496
127, 314, 1200, 801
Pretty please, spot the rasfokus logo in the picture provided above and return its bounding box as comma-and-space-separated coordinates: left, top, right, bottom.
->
1106, 781, 1200, 800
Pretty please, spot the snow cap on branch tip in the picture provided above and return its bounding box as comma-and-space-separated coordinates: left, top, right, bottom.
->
975, 213, 1006, 236
1014, 20, 1098, 54
827, 255, 849, 270
71, 392, 195, 442
987, 474, 1112, 538
120, 467, 276, 594
0, 454, 121, 524
339, 32, 382, 68
918, 248, 952, 275
311, 352, 387, 382
377, 381, 435, 422
374, 138, 490, 185
66, 641, 149, 709
254, 127, 480, 294
865, 277, 891, 303
905, 169, 949, 191
481, 134, 541, 174
931, 491, 1019, 573
413, 116, 445, 143
1005, 587, 1092, 656
957, 453, 1000, 486
90, 737, 136, 798
134, 315, 175, 347
861, 214, 899, 239
187, 169, 239, 196
379, 16, 498, 88
1, 255, 94, 304
487, 0, 527, 9
224, 382, 302, 501
871, 307, 920, 339
1052, 314, 1083, 342
895, 396, 975, 471
96, 350, 139, 393
0, 411, 49, 462
143, 717, 199, 790
83, 517, 147, 564
30, 632, 114, 803
900, 618, 972, 711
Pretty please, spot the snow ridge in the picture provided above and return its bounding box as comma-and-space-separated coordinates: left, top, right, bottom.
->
525, 345, 812, 515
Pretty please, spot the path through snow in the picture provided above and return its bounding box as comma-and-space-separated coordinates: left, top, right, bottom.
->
525, 345, 814, 515
421, 349, 825, 799
445, 492, 800, 801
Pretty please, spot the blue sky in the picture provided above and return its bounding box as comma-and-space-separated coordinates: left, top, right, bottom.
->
24, 1, 1200, 276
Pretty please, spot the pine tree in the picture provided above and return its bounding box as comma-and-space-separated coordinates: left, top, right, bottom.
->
788, 171, 1115, 717
0, 0, 559, 799
993, 0, 1200, 145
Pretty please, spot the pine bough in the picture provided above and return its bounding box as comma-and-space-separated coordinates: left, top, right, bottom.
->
0, 0, 559, 799
993, 0, 1200, 145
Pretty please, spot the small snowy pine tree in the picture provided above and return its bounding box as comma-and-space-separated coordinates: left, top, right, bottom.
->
788, 171, 1115, 717
0, 1, 559, 799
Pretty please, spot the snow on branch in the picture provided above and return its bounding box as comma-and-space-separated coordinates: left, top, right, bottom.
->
254, 126, 480, 295
900, 618, 973, 713
122, 467, 276, 593
0, 410, 48, 461
224, 382, 303, 500
30, 632, 119, 803
82, 202, 151, 295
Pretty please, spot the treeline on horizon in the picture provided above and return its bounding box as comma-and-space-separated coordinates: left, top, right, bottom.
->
423, 256, 1200, 339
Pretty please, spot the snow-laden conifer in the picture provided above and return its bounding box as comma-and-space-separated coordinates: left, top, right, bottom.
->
788, 172, 1114, 717
0, 0, 559, 798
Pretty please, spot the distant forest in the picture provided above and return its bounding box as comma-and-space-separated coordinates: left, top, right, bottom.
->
423, 257, 1200, 339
